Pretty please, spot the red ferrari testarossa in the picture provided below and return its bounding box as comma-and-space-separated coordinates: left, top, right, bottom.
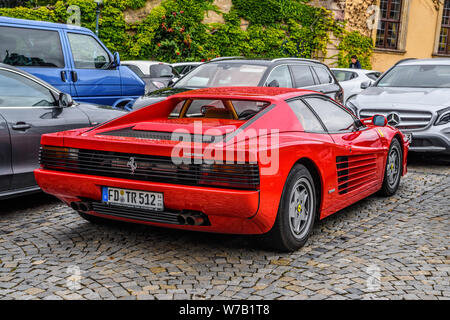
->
35, 87, 408, 251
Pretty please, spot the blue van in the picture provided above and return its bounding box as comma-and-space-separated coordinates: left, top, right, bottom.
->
0, 16, 145, 108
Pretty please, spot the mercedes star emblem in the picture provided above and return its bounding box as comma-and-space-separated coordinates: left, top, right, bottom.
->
386, 113, 401, 127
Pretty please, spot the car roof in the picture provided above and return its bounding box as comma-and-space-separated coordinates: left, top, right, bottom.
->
397, 58, 450, 66
171, 62, 202, 66
207, 57, 325, 67
170, 86, 317, 101
0, 16, 93, 33
331, 68, 379, 73
122, 61, 169, 66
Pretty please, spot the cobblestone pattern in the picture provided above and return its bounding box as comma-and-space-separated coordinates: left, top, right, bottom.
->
0, 162, 448, 300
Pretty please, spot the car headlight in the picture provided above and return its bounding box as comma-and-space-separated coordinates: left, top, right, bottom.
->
346, 99, 358, 115
434, 107, 450, 126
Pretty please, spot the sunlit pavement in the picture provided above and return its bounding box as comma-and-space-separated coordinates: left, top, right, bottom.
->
0, 158, 448, 300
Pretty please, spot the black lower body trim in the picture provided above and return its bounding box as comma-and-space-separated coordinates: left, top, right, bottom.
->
91, 202, 181, 225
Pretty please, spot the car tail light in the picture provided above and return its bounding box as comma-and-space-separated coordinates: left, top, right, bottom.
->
40, 146, 78, 170
198, 163, 260, 190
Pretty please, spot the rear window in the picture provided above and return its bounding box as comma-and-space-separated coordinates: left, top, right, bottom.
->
170, 99, 270, 120
124, 64, 145, 78
0, 26, 64, 68
333, 70, 358, 82
174, 63, 267, 88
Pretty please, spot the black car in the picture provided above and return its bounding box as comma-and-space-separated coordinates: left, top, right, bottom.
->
130, 57, 344, 110
0, 63, 126, 199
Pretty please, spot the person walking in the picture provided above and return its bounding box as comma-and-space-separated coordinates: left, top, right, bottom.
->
349, 55, 362, 69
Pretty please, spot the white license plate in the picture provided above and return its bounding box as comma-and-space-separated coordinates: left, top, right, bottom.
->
404, 133, 413, 143
102, 187, 164, 211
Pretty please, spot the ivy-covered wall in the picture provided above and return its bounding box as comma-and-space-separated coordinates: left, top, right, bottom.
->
0, 0, 374, 68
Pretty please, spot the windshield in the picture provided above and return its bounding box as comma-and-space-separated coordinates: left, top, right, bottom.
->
174, 63, 267, 88
170, 99, 270, 120
377, 65, 450, 88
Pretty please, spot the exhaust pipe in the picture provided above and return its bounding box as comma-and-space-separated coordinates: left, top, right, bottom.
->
75, 201, 91, 212
177, 213, 188, 225
70, 202, 79, 211
186, 215, 204, 226
177, 212, 206, 226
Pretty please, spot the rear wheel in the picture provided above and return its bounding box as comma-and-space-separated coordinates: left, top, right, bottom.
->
261, 164, 317, 252
379, 139, 402, 196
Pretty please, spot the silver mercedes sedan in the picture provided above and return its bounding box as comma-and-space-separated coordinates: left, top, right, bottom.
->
346, 58, 450, 156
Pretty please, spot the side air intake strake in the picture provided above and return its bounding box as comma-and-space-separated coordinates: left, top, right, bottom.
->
40, 146, 259, 190
336, 154, 378, 195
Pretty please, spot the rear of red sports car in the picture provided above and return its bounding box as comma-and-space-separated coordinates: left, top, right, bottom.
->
35, 87, 409, 251
35, 87, 304, 235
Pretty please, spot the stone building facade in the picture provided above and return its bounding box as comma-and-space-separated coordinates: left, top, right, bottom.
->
320, 0, 450, 71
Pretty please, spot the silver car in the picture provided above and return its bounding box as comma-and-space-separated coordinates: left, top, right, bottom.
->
346, 59, 450, 156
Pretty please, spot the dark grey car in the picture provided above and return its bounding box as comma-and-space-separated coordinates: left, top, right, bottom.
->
130, 57, 344, 110
0, 63, 126, 199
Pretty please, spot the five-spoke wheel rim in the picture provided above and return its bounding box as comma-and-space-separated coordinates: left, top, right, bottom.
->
387, 147, 400, 188
288, 178, 314, 239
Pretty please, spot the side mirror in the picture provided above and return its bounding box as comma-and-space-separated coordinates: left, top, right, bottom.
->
360, 81, 371, 89
113, 52, 121, 67
58, 92, 73, 108
373, 114, 387, 126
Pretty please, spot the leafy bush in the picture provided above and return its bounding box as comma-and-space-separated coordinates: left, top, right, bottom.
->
0, 0, 373, 65
338, 30, 374, 69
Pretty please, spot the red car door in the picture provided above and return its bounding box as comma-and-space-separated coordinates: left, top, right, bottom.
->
302, 96, 385, 212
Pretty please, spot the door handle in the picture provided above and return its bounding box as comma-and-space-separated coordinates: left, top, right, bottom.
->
60, 70, 67, 82
12, 122, 31, 131
71, 71, 78, 82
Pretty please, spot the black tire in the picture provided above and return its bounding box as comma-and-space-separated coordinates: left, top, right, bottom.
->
77, 211, 106, 224
261, 164, 317, 252
379, 138, 403, 196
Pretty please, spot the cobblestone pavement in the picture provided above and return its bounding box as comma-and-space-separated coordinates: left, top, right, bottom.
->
0, 160, 448, 300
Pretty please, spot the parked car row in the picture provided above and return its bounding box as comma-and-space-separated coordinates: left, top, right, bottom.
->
0, 16, 448, 251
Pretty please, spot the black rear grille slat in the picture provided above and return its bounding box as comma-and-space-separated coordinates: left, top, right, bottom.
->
97, 127, 222, 143
91, 203, 180, 224
40, 158, 260, 181
40, 148, 260, 190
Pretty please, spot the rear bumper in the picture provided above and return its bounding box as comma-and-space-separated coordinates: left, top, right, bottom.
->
35, 169, 265, 234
